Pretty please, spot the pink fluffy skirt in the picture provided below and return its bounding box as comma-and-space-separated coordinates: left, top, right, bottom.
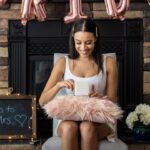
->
43, 96, 123, 124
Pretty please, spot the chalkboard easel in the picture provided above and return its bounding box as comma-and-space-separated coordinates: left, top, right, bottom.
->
0, 94, 36, 140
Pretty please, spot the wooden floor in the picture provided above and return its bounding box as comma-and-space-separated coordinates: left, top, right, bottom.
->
128, 144, 150, 150
0, 144, 42, 150
0, 144, 150, 150
0, 140, 42, 150
0, 142, 149, 150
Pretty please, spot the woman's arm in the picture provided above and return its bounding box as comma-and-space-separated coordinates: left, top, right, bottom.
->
39, 57, 65, 106
39, 57, 75, 106
106, 56, 118, 102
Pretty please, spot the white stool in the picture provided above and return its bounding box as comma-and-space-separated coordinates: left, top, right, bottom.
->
42, 117, 128, 150
42, 134, 128, 150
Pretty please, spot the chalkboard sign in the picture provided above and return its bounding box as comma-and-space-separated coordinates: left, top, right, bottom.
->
0, 95, 36, 140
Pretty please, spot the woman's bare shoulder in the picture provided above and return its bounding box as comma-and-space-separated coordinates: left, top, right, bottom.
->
55, 56, 66, 64
54, 56, 66, 73
106, 56, 116, 63
105, 56, 117, 72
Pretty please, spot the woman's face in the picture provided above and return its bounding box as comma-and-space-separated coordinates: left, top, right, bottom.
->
74, 31, 96, 58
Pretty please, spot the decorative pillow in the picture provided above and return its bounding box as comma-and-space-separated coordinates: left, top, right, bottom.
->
43, 96, 123, 124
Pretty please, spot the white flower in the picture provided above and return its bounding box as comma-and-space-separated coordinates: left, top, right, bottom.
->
135, 104, 150, 115
126, 112, 138, 129
126, 104, 150, 130
140, 113, 150, 125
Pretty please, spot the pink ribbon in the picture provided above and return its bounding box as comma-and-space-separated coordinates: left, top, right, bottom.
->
64, 0, 88, 24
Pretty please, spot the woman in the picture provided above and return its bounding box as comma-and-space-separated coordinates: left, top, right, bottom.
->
39, 18, 117, 150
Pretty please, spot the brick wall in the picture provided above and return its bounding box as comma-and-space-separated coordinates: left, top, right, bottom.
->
0, 2, 150, 104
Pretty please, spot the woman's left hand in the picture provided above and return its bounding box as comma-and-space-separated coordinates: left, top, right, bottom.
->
89, 91, 99, 97
89, 85, 101, 97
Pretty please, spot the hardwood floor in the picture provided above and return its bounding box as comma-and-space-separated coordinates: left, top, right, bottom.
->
128, 144, 150, 150
0, 144, 42, 150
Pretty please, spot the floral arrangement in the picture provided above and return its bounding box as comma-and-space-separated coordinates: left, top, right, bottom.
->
126, 104, 150, 130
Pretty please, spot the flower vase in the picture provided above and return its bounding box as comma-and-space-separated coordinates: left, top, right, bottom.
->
133, 124, 150, 141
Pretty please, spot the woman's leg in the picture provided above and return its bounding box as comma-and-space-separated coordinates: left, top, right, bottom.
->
80, 121, 98, 150
96, 123, 112, 141
57, 120, 79, 150
80, 121, 111, 150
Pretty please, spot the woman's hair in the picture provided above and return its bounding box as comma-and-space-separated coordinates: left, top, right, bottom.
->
69, 18, 103, 72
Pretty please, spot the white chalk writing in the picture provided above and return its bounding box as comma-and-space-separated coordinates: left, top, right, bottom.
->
0, 105, 28, 128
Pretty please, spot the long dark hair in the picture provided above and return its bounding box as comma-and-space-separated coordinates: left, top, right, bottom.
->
69, 18, 103, 72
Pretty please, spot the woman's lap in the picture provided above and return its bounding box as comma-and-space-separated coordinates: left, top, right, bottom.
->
57, 120, 111, 141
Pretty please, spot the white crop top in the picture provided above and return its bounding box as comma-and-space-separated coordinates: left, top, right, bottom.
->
63, 56, 107, 96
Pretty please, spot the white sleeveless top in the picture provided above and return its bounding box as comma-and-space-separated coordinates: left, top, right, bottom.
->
63, 56, 107, 96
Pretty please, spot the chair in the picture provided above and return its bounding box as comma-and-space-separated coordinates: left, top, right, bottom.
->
42, 53, 128, 150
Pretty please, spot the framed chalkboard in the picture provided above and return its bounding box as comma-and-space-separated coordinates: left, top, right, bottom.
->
0, 95, 36, 140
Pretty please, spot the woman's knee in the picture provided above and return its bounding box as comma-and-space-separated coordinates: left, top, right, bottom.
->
80, 122, 97, 139
61, 121, 79, 138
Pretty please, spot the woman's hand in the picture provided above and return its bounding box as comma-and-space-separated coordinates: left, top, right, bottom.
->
56, 79, 74, 91
89, 92, 108, 99
89, 85, 103, 98
89, 92, 98, 97
89, 85, 99, 97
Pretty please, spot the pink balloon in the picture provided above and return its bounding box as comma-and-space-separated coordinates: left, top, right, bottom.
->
33, 0, 46, 22
64, 0, 88, 24
147, 0, 150, 5
21, 0, 33, 25
0, 0, 7, 6
104, 0, 130, 20
21, 0, 46, 26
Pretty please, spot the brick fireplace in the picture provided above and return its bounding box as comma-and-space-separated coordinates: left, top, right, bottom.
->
0, 0, 150, 141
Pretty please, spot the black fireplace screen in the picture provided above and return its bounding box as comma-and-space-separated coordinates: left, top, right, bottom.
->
8, 19, 143, 138
28, 55, 53, 98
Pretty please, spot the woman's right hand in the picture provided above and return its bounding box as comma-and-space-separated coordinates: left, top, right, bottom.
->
56, 79, 74, 91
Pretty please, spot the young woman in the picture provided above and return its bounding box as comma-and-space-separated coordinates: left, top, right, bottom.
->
39, 18, 117, 150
